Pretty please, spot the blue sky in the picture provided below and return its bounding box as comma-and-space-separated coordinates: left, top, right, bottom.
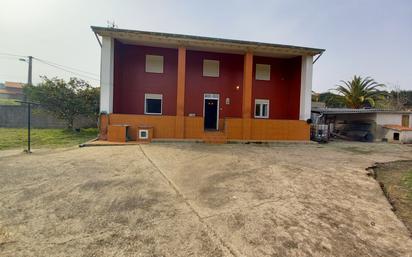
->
0, 0, 411, 92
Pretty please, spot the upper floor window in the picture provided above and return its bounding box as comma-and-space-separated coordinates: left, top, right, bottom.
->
145, 55, 164, 73
203, 59, 220, 77
255, 64, 270, 81
144, 94, 162, 115
255, 99, 269, 118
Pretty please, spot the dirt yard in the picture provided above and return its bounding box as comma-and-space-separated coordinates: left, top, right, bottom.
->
0, 142, 411, 256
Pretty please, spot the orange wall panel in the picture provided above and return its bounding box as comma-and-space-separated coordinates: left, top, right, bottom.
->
109, 114, 176, 139
251, 119, 309, 140
105, 114, 309, 141
225, 118, 243, 140
184, 117, 204, 139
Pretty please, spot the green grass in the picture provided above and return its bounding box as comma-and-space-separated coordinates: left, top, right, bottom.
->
403, 170, 412, 198
0, 128, 98, 150
0, 98, 20, 105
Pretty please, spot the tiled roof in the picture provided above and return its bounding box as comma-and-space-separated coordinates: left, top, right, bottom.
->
382, 125, 412, 131
4, 81, 24, 89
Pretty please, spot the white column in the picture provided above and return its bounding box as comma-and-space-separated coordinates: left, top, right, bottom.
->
100, 36, 114, 113
299, 55, 313, 120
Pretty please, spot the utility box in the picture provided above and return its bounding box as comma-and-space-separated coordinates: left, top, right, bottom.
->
107, 124, 130, 142
137, 125, 154, 143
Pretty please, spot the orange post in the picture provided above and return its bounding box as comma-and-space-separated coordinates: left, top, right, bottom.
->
242, 51, 253, 140
99, 113, 109, 140
175, 46, 186, 138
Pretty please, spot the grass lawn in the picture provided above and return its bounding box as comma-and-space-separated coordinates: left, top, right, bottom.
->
403, 171, 412, 199
0, 128, 98, 150
374, 160, 412, 235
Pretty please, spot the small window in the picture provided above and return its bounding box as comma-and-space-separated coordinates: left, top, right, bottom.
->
255, 99, 269, 118
145, 55, 164, 73
144, 94, 162, 115
393, 132, 400, 141
255, 64, 270, 80
203, 59, 219, 77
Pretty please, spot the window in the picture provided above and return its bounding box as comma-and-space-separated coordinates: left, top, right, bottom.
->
255, 64, 270, 80
144, 94, 162, 115
402, 115, 410, 127
203, 59, 219, 77
393, 132, 400, 141
255, 99, 269, 118
145, 55, 164, 73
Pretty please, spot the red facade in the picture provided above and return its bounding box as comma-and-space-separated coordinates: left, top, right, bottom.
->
113, 42, 301, 120
113, 41, 178, 115
252, 56, 301, 119
185, 50, 244, 118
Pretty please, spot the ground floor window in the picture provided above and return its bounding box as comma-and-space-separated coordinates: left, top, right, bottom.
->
255, 99, 269, 118
144, 94, 162, 115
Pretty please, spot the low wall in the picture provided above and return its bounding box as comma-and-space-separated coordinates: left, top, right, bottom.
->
0, 105, 97, 128
225, 118, 310, 141
108, 114, 310, 141
184, 116, 203, 139
109, 114, 176, 139
251, 119, 310, 140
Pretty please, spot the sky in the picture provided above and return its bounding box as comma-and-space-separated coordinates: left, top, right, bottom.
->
0, 0, 411, 92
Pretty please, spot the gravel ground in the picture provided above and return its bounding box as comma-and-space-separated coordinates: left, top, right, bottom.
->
0, 142, 411, 256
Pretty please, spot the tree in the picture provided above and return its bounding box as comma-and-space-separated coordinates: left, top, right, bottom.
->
24, 77, 100, 129
386, 85, 408, 110
331, 75, 386, 108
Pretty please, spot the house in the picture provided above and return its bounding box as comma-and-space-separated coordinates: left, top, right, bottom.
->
312, 108, 412, 143
92, 26, 324, 143
0, 81, 25, 100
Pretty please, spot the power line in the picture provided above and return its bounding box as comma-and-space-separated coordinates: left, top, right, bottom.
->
35, 59, 100, 82
0, 55, 24, 60
34, 57, 99, 77
0, 52, 100, 82
0, 52, 25, 58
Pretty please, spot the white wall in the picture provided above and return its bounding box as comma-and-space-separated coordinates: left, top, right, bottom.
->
382, 128, 412, 143
375, 113, 402, 126
100, 36, 114, 113
300, 56, 313, 121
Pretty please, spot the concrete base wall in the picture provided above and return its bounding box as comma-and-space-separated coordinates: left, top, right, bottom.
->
106, 113, 309, 141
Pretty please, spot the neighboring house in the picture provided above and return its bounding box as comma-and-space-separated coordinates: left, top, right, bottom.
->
0, 81, 25, 100
92, 26, 324, 143
312, 108, 412, 143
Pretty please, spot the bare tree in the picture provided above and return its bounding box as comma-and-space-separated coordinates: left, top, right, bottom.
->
388, 84, 408, 110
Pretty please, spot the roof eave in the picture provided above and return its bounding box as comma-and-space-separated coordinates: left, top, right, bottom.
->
91, 26, 325, 57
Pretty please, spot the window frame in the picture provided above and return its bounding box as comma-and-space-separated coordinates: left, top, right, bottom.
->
145, 55, 164, 74
255, 64, 271, 81
254, 99, 269, 119
144, 93, 163, 115
202, 59, 220, 77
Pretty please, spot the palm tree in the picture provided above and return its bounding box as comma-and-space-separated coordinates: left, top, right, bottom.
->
331, 76, 385, 108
